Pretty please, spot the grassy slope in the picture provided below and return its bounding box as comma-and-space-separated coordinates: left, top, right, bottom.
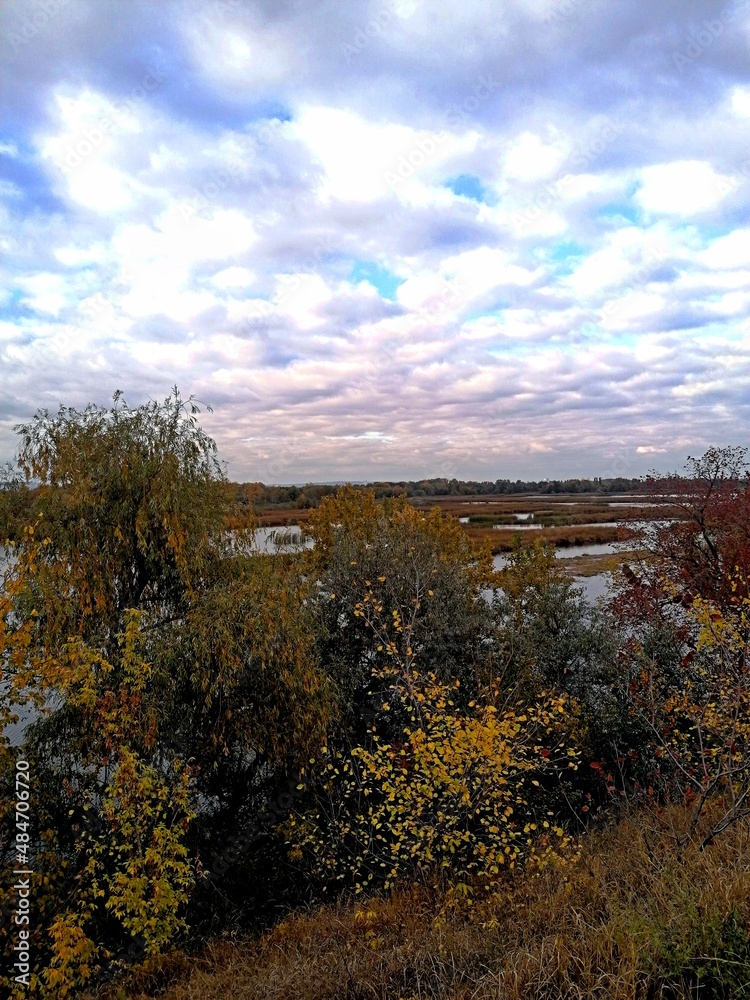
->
97, 804, 750, 1000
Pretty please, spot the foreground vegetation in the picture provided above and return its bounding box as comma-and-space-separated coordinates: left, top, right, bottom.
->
0, 393, 748, 997
101, 801, 750, 1000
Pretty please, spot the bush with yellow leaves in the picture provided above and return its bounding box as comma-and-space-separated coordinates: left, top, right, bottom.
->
286, 662, 580, 896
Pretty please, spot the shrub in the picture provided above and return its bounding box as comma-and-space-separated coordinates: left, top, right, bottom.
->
285, 661, 579, 896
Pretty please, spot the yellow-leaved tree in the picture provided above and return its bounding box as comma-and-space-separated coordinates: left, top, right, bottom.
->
286, 505, 580, 897
286, 664, 579, 897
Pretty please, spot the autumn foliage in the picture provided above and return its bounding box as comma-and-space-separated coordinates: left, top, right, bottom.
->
2, 404, 750, 996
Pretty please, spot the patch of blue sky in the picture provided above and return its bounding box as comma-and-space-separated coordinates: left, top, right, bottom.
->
0, 290, 36, 320
484, 338, 565, 361
605, 331, 639, 348
575, 316, 642, 347
598, 202, 641, 224
256, 104, 293, 123
547, 241, 586, 275
443, 174, 496, 204
430, 221, 487, 249
0, 150, 66, 215
694, 222, 733, 243
154, 61, 295, 132
0, 288, 23, 307
549, 241, 585, 262
349, 260, 403, 300
462, 304, 506, 324
625, 179, 640, 200
230, 289, 273, 303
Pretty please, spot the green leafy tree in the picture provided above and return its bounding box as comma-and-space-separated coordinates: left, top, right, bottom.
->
492, 538, 618, 700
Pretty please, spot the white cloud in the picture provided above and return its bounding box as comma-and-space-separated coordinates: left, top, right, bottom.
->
17, 273, 69, 316
504, 131, 569, 181
292, 105, 476, 202
212, 267, 258, 290
635, 160, 733, 215
182, 18, 293, 92
730, 86, 750, 117
275, 273, 332, 329
701, 228, 750, 269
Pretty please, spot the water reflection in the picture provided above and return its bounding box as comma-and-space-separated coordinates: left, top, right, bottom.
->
572, 573, 610, 603
492, 541, 620, 570
253, 525, 313, 552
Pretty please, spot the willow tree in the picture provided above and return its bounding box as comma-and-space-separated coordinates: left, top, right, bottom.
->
0, 390, 332, 996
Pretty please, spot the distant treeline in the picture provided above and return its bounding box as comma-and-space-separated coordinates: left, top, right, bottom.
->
1, 474, 645, 539
236, 476, 645, 508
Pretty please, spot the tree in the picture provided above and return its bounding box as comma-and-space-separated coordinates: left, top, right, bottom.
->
302, 487, 496, 741
492, 537, 619, 704
0, 462, 34, 543
607, 448, 750, 839
617, 571, 750, 853
0, 391, 333, 995
286, 647, 579, 897
625, 446, 750, 615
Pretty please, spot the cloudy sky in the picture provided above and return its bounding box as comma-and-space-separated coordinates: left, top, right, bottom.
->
1, 0, 749, 483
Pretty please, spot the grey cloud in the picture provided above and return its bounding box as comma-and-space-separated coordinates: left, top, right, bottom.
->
2, 0, 750, 480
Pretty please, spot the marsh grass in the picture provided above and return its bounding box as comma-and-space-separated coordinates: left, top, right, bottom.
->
467, 523, 637, 553
95, 803, 750, 1000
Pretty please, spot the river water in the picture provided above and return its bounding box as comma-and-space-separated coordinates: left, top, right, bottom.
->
492, 540, 621, 605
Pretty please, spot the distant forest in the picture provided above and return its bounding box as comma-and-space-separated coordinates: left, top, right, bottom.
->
240, 475, 645, 508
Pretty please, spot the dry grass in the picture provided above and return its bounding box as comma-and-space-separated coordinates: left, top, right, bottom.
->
95, 804, 750, 1000
465, 523, 637, 554
228, 494, 671, 539
559, 551, 642, 578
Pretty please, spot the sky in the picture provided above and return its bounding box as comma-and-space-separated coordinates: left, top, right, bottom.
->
1, 0, 749, 484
